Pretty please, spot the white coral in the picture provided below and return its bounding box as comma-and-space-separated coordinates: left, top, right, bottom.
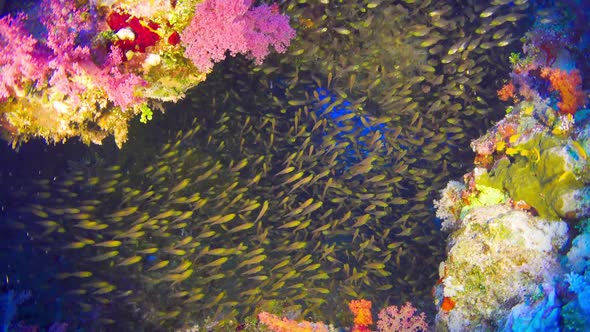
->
434, 180, 466, 232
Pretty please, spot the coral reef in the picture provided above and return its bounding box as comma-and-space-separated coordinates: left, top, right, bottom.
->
0, 0, 294, 147
434, 4, 589, 331
433, 205, 568, 330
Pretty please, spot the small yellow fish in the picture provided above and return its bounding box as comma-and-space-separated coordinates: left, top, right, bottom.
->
148, 260, 170, 271
237, 254, 266, 269
270, 258, 290, 272
117, 256, 142, 267
282, 172, 304, 186
108, 206, 138, 219
94, 285, 116, 295
169, 269, 194, 286
183, 292, 205, 304
75, 221, 108, 230
333, 27, 351, 35
210, 213, 236, 225
57, 271, 93, 279
164, 248, 186, 256
352, 214, 371, 228
279, 220, 301, 229
364, 262, 386, 270
63, 241, 87, 249
94, 240, 122, 248
170, 178, 190, 194
242, 265, 264, 275
227, 222, 255, 234
169, 260, 192, 274
202, 257, 228, 268
175, 236, 194, 247
281, 241, 306, 251
253, 200, 269, 223
137, 247, 158, 254
88, 251, 119, 262
247, 275, 268, 282
293, 254, 312, 268
195, 231, 216, 242
153, 210, 178, 220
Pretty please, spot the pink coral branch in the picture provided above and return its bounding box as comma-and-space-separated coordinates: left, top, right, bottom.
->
0, 13, 48, 100
376, 302, 429, 332
180, 0, 295, 72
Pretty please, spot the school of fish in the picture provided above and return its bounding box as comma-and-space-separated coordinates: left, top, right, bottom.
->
0, 0, 535, 329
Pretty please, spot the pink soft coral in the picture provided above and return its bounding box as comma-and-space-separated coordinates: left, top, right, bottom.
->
36, 0, 145, 110
180, 0, 295, 72
0, 13, 48, 100
540, 67, 585, 115
376, 302, 429, 332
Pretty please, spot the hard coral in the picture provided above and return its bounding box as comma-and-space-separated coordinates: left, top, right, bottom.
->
540, 68, 585, 115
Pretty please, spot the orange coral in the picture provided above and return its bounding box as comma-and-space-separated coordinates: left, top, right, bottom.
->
497, 81, 516, 102
349, 299, 373, 330
258, 312, 329, 332
441, 297, 456, 312
540, 68, 585, 115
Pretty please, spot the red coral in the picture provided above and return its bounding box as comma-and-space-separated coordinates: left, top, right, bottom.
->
168, 31, 180, 45
107, 11, 161, 53
540, 68, 585, 115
